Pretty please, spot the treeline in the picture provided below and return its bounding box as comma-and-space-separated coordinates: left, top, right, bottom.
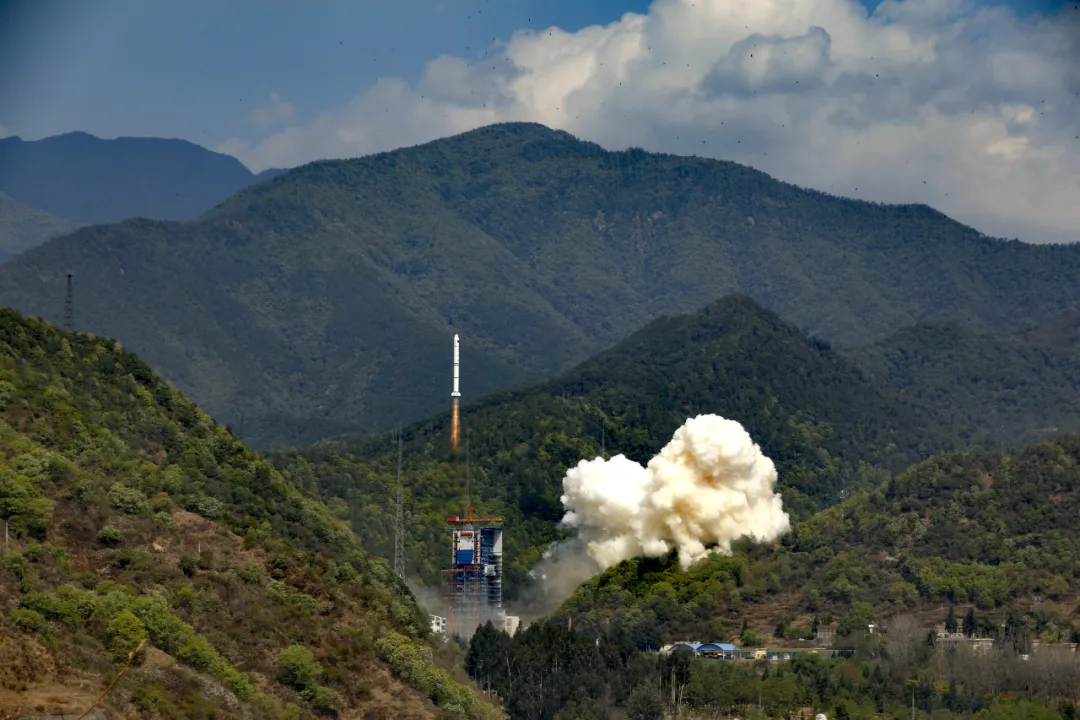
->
465, 615, 1080, 720
563, 437, 1080, 645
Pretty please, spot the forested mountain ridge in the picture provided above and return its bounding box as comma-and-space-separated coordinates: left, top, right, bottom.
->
0, 192, 84, 261
563, 436, 1080, 649
0, 311, 499, 719
466, 436, 1080, 720
271, 295, 955, 599
2, 122, 1079, 448
850, 323, 1080, 447
0, 131, 281, 224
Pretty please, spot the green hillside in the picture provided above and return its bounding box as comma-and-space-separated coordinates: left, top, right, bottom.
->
271, 296, 953, 599
454, 437, 1080, 720
0, 311, 499, 719
0, 192, 82, 261
1, 123, 1079, 447
564, 436, 1080, 648
851, 324, 1080, 448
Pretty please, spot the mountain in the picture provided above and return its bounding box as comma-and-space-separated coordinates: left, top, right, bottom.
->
1, 122, 1078, 448
563, 435, 1080, 651
1019, 305, 1080, 348
0, 132, 281, 224
0, 192, 83, 261
850, 324, 1080, 448
469, 438, 1080, 719
271, 296, 953, 598
0, 311, 499, 719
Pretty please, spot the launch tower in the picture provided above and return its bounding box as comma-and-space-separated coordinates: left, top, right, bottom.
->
444, 508, 503, 638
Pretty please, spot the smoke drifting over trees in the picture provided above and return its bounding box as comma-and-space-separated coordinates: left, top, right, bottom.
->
523, 415, 790, 613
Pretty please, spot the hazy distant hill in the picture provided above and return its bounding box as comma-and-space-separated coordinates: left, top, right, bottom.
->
0, 132, 282, 223
0, 122, 1077, 447
272, 296, 952, 596
851, 324, 1080, 447
0, 192, 82, 260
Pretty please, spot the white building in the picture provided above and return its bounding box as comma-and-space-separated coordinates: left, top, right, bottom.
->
431, 614, 448, 635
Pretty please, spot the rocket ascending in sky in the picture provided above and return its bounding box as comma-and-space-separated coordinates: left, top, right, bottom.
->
451, 334, 461, 450
452, 334, 461, 398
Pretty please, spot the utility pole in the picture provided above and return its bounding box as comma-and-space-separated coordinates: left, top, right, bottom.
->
63, 271, 74, 332
394, 425, 405, 580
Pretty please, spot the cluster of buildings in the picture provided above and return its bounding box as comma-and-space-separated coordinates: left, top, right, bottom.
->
659, 642, 839, 662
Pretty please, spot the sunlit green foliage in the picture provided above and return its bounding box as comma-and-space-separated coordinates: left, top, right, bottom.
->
0, 310, 499, 719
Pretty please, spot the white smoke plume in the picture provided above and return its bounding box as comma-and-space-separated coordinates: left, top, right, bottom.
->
516, 414, 790, 615
563, 414, 791, 571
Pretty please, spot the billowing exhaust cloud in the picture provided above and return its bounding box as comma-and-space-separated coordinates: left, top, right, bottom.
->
562, 414, 790, 571
519, 414, 790, 614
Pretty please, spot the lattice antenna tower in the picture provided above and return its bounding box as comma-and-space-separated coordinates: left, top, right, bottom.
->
394, 425, 405, 580
63, 271, 74, 332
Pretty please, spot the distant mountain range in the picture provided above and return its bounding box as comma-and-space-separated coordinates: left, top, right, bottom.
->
0, 192, 83, 262
0, 122, 1078, 448
0, 131, 283, 226
851, 322, 1080, 447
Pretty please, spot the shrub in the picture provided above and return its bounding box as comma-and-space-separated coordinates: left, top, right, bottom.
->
107, 484, 151, 515
12, 608, 46, 632
106, 610, 147, 665
178, 555, 197, 577
277, 644, 321, 689
186, 493, 225, 520
300, 684, 342, 714
97, 525, 121, 545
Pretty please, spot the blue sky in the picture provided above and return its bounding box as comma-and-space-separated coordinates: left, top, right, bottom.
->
0, 0, 1069, 146
0, 0, 656, 144
0, 0, 1076, 243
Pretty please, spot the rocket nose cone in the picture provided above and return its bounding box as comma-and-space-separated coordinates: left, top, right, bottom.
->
454, 334, 459, 343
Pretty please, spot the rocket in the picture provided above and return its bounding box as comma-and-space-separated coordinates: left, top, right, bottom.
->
452, 334, 461, 397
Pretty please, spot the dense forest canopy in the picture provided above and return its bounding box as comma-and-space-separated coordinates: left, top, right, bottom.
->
2, 123, 1078, 447
0, 311, 498, 719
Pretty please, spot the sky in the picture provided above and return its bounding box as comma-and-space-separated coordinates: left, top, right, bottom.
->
0, 0, 1078, 243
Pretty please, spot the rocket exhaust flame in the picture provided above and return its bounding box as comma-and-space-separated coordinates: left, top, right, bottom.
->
451, 399, 460, 451
451, 334, 461, 450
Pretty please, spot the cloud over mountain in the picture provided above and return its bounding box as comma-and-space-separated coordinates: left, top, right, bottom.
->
219, 0, 1080, 244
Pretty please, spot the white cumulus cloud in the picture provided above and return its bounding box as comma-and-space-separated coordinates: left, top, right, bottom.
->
218, 0, 1080, 244
249, 92, 296, 129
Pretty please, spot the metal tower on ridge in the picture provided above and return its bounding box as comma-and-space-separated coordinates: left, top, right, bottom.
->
63, 272, 74, 332
394, 425, 405, 580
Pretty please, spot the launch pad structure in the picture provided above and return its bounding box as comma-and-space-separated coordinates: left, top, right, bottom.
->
438, 333, 518, 638
444, 507, 504, 638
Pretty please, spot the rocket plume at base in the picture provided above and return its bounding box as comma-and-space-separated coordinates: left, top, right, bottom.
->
521, 414, 790, 612
451, 398, 460, 451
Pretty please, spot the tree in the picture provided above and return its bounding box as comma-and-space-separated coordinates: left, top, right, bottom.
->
963, 607, 977, 637
946, 605, 958, 634
105, 611, 147, 665
625, 685, 664, 720
276, 645, 321, 690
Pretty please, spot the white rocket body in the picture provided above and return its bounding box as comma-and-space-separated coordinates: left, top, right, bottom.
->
452, 334, 461, 397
